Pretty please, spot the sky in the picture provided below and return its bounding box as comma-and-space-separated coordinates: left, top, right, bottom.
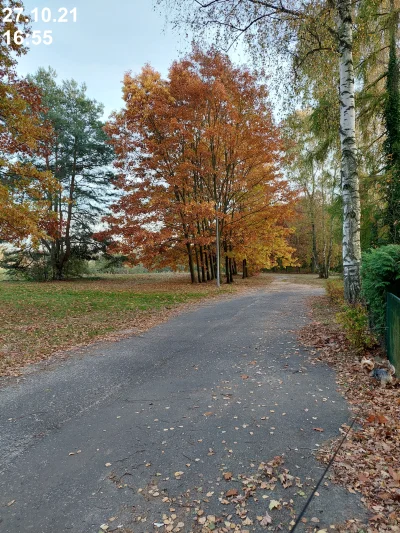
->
16, 1, 197, 118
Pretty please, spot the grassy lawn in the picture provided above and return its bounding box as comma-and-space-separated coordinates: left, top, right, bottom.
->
0, 273, 273, 376
0, 272, 328, 376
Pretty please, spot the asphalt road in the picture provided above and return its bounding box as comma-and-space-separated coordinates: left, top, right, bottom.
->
0, 279, 367, 532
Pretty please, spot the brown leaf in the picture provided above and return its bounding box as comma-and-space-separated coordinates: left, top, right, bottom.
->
358, 473, 368, 483
388, 467, 400, 482
260, 511, 272, 526
223, 472, 233, 480
225, 489, 238, 497
376, 414, 388, 425
241, 374, 249, 380
203, 411, 213, 417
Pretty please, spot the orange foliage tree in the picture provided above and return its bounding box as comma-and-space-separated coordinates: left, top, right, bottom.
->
102, 47, 296, 282
0, 0, 58, 244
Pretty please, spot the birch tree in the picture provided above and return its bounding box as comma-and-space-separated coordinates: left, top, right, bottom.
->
156, 0, 363, 301
337, 0, 362, 301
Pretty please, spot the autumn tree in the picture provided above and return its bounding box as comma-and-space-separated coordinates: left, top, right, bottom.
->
156, 0, 364, 301
0, 1, 58, 244
2, 68, 115, 280
101, 47, 295, 282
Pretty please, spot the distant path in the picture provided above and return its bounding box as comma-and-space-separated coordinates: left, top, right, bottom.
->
0, 278, 367, 532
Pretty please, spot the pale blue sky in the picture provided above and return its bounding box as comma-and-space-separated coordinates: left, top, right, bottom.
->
16, 1, 195, 118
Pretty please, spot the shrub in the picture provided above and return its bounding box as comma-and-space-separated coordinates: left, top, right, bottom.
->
0, 249, 90, 281
361, 245, 400, 336
62, 257, 90, 279
336, 303, 377, 351
326, 279, 344, 304
0, 249, 53, 281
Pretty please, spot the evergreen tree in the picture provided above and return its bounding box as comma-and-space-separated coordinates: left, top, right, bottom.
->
2, 68, 115, 280
383, 2, 400, 243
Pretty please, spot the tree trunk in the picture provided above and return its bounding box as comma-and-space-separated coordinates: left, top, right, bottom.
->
186, 242, 196, 283
311, 220, 318, 274
242, 259, 248, 279
199, 245, 206, 282
225, 255, 230, 284
208, 248, 215, 280
337, 0, 362, 303
205, 251, 211, 281
195, 246, 201, 283
233, 259, 238, 276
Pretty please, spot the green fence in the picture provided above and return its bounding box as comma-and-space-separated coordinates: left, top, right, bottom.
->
386, 292, 400, 373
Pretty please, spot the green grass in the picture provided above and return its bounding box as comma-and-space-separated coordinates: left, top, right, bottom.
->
0, 285, 203, 316
0, 272, 275, 376
0, 274, 231, 376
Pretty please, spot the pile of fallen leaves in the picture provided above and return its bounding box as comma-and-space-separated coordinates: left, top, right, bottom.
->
299, 296, 400, 533
117, 456, 322, 533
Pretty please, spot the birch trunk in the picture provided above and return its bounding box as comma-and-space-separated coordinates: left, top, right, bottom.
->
337, 0, 362, 303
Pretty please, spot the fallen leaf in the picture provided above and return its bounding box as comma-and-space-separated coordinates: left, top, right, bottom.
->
223, 472, 233, 480
269, 500, 280, 510
260, 511, 272, 526
389, 468, 400, 482
226, 489, 238, 497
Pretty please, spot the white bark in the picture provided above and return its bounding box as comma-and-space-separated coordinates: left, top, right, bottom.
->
337, 0, 362, 303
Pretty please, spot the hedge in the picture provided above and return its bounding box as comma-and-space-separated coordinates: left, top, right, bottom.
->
361, 245, 400, 336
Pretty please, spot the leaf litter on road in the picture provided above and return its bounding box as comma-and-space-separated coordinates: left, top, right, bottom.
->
299, 295, 400, 532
